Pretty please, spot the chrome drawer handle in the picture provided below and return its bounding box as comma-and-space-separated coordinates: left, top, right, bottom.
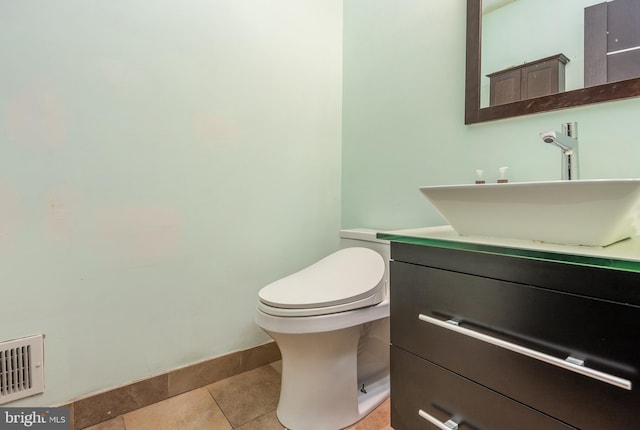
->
418, 314, 632, 391
418, 409, 459, 429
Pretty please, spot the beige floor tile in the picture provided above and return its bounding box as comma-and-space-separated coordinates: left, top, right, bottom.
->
82, 416, 126, 430
206, 364, 281, 427
123, 387, 231, 430
235, 411, 285, 430
73, 375, 168, 429
269, 360, 282, 374
78, 360, 391, 430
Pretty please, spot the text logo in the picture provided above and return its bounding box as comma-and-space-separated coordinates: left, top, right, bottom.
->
0, 408, 69, 429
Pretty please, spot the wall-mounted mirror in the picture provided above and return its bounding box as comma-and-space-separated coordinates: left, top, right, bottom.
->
465, 0, 640, 124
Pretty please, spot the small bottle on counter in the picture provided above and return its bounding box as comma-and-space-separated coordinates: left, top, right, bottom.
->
475, 169, 485, 184
497, 166, 509, 183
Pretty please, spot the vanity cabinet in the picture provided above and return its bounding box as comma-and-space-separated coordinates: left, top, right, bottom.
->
585, 0, 640, 86
487, 54, 569, 106
389, 241, 640, 430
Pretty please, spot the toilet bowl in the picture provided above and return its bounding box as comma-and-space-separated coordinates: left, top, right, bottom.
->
255, 229, 390, 430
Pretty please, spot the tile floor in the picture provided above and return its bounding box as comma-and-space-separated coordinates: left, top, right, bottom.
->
84, 361, 391, 430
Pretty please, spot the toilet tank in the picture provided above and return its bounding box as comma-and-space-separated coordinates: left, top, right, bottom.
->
339, 229, 390, 290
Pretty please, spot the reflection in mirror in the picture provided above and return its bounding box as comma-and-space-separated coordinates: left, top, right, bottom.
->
465, 0, 640, 124
482, 0, 640, 108
483, 0, 582, 107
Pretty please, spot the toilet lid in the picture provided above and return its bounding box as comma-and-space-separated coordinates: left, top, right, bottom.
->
258, 247, 385, 312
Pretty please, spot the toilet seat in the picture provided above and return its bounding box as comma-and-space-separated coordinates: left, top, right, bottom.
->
258, 247, 386, 317
257, 291, 385, 317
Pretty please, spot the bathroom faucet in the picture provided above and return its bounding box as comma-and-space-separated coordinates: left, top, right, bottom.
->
540, 122, 579, 180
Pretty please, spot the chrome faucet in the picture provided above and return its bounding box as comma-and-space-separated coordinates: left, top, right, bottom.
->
540, 122, 579, 180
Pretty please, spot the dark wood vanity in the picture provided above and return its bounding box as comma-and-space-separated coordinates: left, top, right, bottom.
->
383, 231, 640, 430
487, 54, 569, 106
585, 0, 640, 87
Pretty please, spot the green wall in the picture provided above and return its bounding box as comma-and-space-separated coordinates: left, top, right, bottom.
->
342, 0, 640, 230
0, 0, 343, 406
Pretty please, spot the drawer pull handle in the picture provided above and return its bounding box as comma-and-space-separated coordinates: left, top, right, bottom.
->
418, 314, 632, 391
418, 409, 459, 429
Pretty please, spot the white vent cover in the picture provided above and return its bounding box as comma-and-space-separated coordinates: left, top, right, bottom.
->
0, 334, 44, 404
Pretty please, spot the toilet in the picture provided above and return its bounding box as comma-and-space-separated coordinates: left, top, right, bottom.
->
255, 229, 390, 430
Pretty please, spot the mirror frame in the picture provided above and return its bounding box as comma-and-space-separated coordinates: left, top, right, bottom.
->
465, 0, 640, 124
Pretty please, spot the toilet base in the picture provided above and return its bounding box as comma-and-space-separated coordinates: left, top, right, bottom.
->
265, 318, 389, 430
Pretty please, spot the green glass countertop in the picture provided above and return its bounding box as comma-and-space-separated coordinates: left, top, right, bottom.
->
377, 226, 640, 273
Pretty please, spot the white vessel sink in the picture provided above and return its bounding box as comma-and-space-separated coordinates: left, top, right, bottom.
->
419, 179, 640, 247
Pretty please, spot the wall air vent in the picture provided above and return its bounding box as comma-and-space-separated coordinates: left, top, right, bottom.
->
0, 334, 44, 404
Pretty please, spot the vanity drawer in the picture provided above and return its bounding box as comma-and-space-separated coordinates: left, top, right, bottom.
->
391, 261, 640, 429
391, 346, 575, 430
391, 241, 640, 306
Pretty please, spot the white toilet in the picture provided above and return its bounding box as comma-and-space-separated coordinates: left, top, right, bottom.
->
255, 229, 390, 430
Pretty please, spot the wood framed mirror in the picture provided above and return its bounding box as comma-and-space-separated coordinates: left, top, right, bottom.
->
465, 0, 640, 124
